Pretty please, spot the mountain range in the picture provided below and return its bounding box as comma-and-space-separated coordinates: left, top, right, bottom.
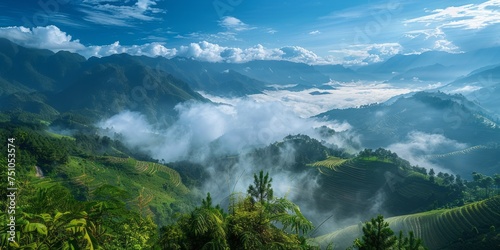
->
1, 38, 500, 249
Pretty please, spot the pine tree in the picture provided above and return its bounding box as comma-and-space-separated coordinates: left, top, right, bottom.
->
247, 170, 274, 205
354, 215, 396, 250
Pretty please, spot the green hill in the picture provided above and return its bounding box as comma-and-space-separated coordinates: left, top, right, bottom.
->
0, 39, 208, 125
312, 195, 500, 249
316, 91, 500, 177
0, 123, 196, 227
53, 155, 193, 226
309, 149, 458, 219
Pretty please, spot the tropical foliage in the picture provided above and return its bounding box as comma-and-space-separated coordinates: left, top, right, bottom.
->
159, 171, 315, 250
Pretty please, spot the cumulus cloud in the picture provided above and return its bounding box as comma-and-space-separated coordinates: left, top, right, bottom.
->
0, 25, 178, 58
401, 27, 461, 54
0, 24, 408, 65
176, 41, 337, 64
433, 39, 459, 52
280, 46, 324, 64
328, 43, 403, 65
309, 30, 321, 35
219, 16, 254, 31
81, 41, 178, 58
0, 25, 85, 52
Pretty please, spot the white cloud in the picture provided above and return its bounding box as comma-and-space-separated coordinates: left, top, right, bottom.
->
81, 41, 177, 58
98, 99, 339, 162
177, 41, 333, 64
136, 0, 156, 10
219, 16, 254, 31
0, 25, 178, 58
78, 0, 164, 27
387, 131, 468, 173
0, 25, 402, 65
433, 39, 459, 52
309, 30, 321, 35
267, 28, 278, 34
244, 82, 417, 117
280, 46, 323, 64
404, 28, 445, 40
328, 43, 402, 65
0, 25, 85, 52
404, 0, 500, 30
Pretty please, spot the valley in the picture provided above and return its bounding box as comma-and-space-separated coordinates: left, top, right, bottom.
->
1, 31, 500, 249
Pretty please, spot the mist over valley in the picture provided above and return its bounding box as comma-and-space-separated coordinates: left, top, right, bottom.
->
1, 1, 500, 247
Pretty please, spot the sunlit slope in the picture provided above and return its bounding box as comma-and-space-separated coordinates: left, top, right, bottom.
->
313, 196, 500, 249
309, 156, 347, 172
57, 156, 192, 225
310, 156, 451, 217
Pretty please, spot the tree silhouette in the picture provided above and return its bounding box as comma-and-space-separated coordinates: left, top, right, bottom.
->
429, 168, 435, 183
248, 170, 274, 205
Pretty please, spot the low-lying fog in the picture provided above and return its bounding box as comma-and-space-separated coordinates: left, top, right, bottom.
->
97, 81, 465, 235
203, 81, 437, 117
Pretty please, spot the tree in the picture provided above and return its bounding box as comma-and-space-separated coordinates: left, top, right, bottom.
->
159, 172, 316, 249
429, 169, 435, 183
481, 177, 494, 198
494, 174, 500, 195
248, 170, 274, 205
354, 215, 396, 250
396, 230, 426, 250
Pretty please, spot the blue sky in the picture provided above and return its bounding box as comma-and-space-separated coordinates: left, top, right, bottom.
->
1, 0, 500, 65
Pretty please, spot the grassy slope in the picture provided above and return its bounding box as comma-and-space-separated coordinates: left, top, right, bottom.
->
312, 195, 500, 249
55, 156, 193, 226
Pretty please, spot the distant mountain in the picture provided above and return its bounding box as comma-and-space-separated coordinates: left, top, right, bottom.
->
140, 56, 268, 96
446, 64, 500, 87
0, 38, 86, 94
441, 64, 500, 119
0, 39, 207, 124
52, 54, 207, 123
317, 91, 500, 176
313, 64, 366, 82
0, 92, 59, 119
388, 63, 459, 84
356, 47, 500, 80
223, 60, 330, 87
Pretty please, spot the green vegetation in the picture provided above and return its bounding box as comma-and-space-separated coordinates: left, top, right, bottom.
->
0, 122, 193, 248
350, 215, 426, 250
309, 156, 347, 171
0, 117, 498, 249
0, 169, 158, 249
313, 196, 500, 249
159, 171, 316, 249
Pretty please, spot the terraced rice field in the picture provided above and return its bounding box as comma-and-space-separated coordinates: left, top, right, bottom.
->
310, 158, 388, 213
312, 195, 500, 249
132, 160, 182, 187
71, 170, 104, 193
310, 156, 348, 172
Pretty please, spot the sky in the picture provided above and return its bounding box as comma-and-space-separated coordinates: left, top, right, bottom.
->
1, 0, 500, 65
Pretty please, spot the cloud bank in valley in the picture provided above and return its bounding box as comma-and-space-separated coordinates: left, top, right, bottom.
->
387, 131, 468, 174
98, 99, 349, 163
97, 98, 356, 231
